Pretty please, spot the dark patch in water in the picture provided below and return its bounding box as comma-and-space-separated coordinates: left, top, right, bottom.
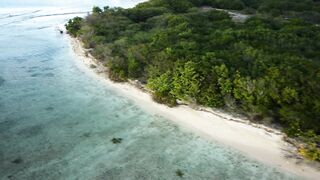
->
7, 175, 13, 179
40, 59, 50, 63
42, 67, 55, 71
175, 169, 184, 177
0, 118, 18, 132
0, 76, 5, 86
11, 157, 23, 164
98, 167, 125, 179
31, 73, 41, 77
30, 72, 54, 77
45, 107, 54, 111
44, 73, 54, 77
66, 121, 80, 128
82, 132, 91, 138
17, 124, 43, 138
27, 69, 37, 73
111, 138, 122, 144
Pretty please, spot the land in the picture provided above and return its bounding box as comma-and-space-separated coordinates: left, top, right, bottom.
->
69, 36, 320, 179
65, 0, 320, 178
65, 1, 320, 153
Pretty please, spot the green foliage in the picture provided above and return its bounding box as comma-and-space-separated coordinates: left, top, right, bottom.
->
126, 7, 170, 22
299, 143, 320, 161
108, 56, 128, 82
146, 0, 194, 13
92, 6, 103, 14
171, 61, 202, 102
214, 0, 246, 10
297, 131, 320, 161
67, 0, 320, 158
65, 17, 83, 37
147, 72, 177, 106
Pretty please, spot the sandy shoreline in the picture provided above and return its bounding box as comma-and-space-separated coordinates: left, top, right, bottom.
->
68, 36, 320, 179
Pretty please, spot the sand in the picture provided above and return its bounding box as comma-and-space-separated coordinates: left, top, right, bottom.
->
68, 36, 320, 179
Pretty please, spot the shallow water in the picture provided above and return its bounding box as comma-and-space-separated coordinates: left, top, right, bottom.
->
0, 1, 298, 180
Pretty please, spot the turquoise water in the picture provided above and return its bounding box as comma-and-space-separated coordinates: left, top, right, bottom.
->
0, 1, 298, 180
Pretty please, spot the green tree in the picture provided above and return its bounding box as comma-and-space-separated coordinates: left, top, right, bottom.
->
65, 17, 83, 37
147, 72, 177, 106
171, 61, 202, 102
92, 6, 102, 14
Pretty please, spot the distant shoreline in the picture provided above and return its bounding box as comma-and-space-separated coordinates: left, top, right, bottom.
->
68, 36, 320, 179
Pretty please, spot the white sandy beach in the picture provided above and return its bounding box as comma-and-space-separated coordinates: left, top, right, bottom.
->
68, 37, 320, 179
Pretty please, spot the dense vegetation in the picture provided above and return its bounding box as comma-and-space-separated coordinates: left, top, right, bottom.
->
66, 0, 320, 161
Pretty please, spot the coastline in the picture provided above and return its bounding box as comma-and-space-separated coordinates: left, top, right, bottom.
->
68, 36, 320, 179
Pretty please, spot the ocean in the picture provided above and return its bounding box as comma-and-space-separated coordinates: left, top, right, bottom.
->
0, 0, 297, 179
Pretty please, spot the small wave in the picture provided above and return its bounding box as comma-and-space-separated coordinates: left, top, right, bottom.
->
30, 72, 55, 78
42, 67, 55, 71
29, 11, 89, 19
37, 26, 51, 30
0, 10, 41, 20
0, 13, 10, 18
23, 25, 52, 31
0, 11, 89, 27
0, 19, 27, 27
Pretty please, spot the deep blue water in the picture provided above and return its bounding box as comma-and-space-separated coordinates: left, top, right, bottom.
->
0, 1, 298, 180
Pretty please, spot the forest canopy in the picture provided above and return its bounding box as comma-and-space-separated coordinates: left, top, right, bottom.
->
66, 0, 320, 161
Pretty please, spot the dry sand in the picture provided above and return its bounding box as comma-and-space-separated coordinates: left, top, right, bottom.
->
68, 36, 320, 179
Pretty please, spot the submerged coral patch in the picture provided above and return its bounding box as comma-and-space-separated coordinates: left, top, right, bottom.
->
111, 138, 122, 144
11, 157, 23, 164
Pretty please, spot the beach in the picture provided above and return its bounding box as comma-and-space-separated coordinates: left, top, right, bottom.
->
4, 1, 313, 179
69, 36, 320, 179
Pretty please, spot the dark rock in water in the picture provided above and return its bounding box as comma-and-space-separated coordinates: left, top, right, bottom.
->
111, 138, 122, 144
45, 107, 54, 111
59, 30, 63, 34
175, 170, 184, 177
11, 157, 23, 164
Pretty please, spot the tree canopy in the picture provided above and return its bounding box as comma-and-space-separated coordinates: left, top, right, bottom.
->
66, 0, 320, 161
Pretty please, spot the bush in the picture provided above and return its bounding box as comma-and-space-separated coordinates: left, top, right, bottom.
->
299, 143, 320, 161
152, 92, 177, 107
65, 17, 83, 37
